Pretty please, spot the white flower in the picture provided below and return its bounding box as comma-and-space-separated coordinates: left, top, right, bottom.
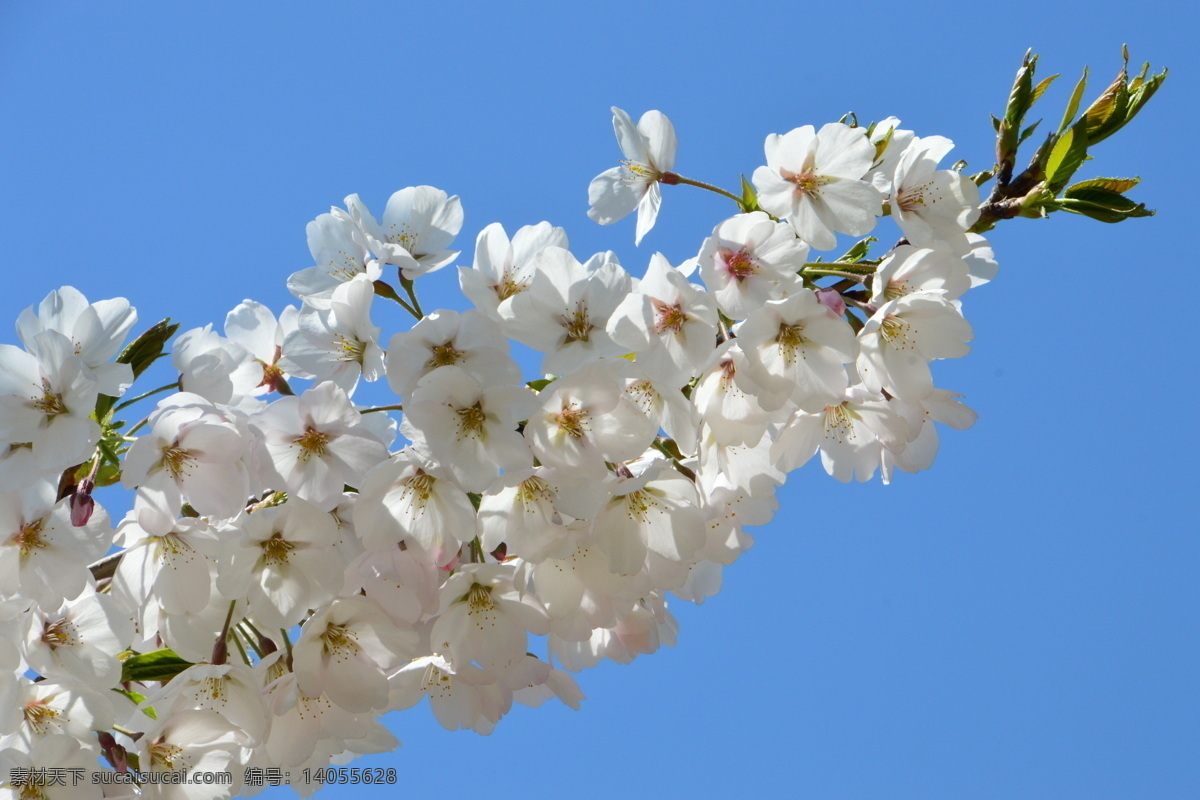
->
142, 663, 269, 745
223, 300, 297, 395
691, 341, 776, 447
0, 735, 106, 800
345, 186, 463, 278
734, 290, 859, 412
592, 459, 706, 575
696, 211, 809, 319
352, 450, 475, 566
217, 498, 343, 630
384, 309, 520, 400
608, 253, 718, 387
287, 207, 381, 308
405, 366, 535, 492
771, 383, 909, 482
252, 381, 389, 511
16, 286, 138, 396
752, 122, 883, 250
293, 596, 418, 713
587, 107, 677, 245
0, 485, 111, 610
964, 232, 999, 288
503, 246, 632, 375
0, 331, 100, 473
136, 710, 247, 800
111, 516, 220, 616
880, 389, 977, 482
622, 362, 701, 455
519, 524, 628, 640
1, 679, 113, 749
172, 324, 262, 407
22, 591, 131, 686
458, 221, 569, 320
889, 135, 981, 254
475, 468, 574, 563
523, 359, 657, 480
261, 672, 376, 769
280, 274, 384, 395
343, 546, 440, 627
869, 245, 972, 306
430, 564, 550, 672
550, 594, 677, 671
388, 655, 509, 735
864, 116, 916, 195
856, 292, 973, 401
121, 394, 251, 534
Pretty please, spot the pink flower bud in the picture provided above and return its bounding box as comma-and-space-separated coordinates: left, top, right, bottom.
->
69, 492, 95, 527
815, 288, 846, 316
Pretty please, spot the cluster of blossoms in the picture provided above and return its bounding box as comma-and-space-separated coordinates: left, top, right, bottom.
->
0, 104, 1032, 799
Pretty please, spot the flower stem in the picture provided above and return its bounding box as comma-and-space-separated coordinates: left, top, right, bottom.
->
211, 600, 238, 665
400, 275, 425, 318
113, 382, 180, 412
360, 403, 403, 414
111, 724, 144, 742
800, 267, 872, 283
662, 172, 743, 204
279, 628, 294, 670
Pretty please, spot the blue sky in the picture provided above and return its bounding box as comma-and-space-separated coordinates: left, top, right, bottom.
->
1, 2, 1196, 798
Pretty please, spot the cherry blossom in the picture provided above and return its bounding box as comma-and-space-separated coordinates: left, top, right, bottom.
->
587, 107, 677, 245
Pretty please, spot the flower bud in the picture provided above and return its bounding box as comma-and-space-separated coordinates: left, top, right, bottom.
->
69, 479, 95, 527
815, 287, 847, 316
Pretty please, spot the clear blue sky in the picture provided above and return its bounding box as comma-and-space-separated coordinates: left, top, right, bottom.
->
1, 2, 1196, 798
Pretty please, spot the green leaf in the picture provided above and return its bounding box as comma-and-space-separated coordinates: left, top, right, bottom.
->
91, 462, 123, 488
526, 377, 557, 392
1081, 64, 1130, 142
112, 687, 146, 705
1029, 73, 1059, 105
1018, 119, 1042, 145
1078, 48, 1166, 145
1059, 67, 1088, 133
111, 688, 158, 719
871, 125, 895, 165
1044, 124, 1089, 189
1004, 51, 1039, 129
119, 319, 180, 381
836, 237, 877, 264
991, 114, 1002, 133
997, 51, 1040, 165
120, 649, 195, 684
739, 174, 759, 213
1066, 176, 1141, 195
95, 319, 181, 421
1055, 185, 1154, 223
